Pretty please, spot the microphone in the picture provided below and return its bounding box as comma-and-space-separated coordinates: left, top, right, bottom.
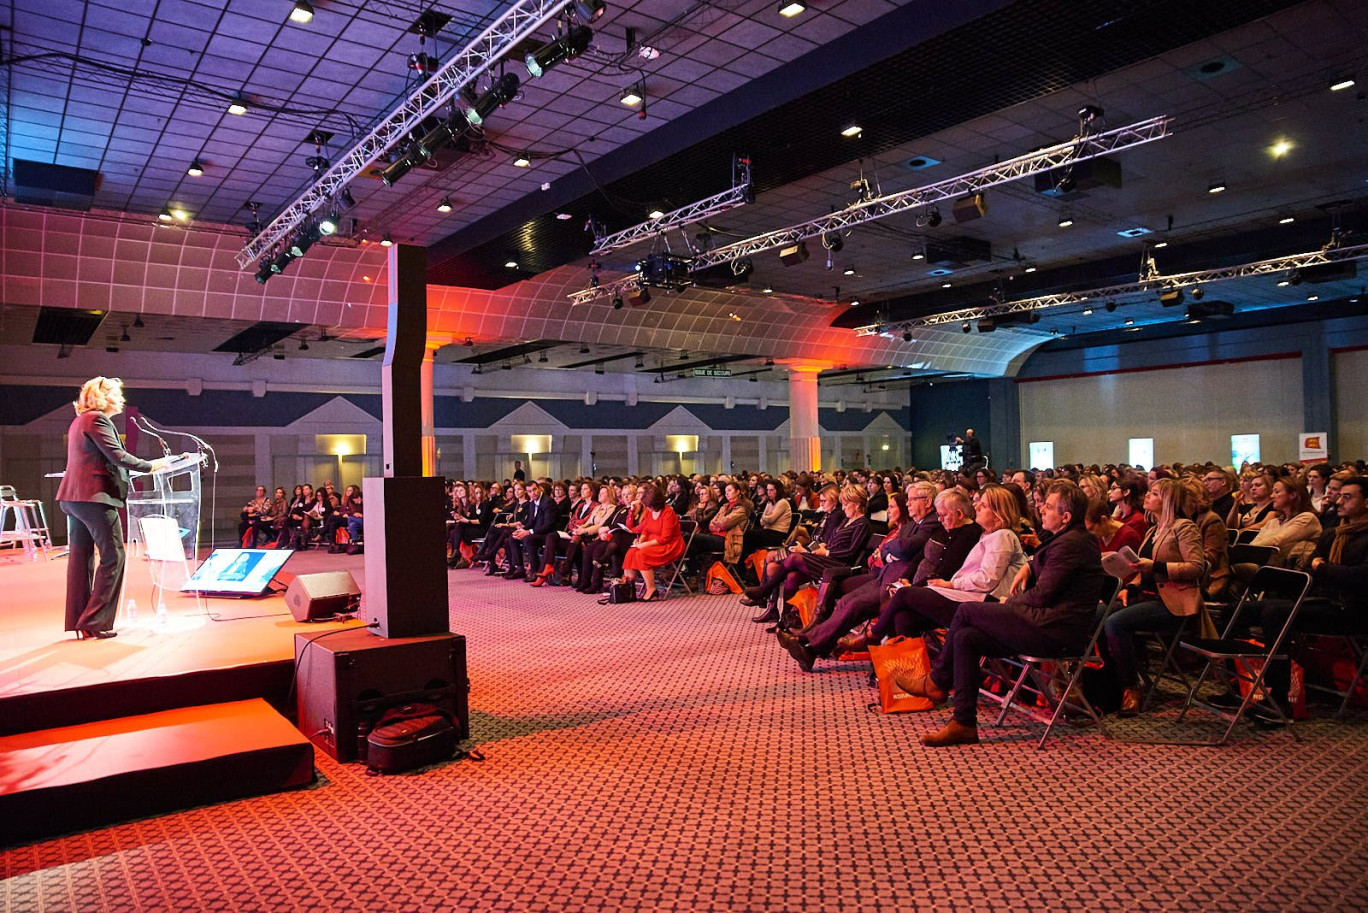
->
134, 416, 173, 457
141, 418, 218, 471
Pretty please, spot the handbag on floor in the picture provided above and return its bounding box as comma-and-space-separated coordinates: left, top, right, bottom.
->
706, 561, 742, 595
868, 636, 935, 714
599, 581, 636, 604
365, 703, 457, 774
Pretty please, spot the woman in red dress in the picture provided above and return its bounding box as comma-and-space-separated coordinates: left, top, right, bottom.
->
619, 483, 685, 601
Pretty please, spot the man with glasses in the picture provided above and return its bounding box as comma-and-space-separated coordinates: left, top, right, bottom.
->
1202, 468, 1236, 524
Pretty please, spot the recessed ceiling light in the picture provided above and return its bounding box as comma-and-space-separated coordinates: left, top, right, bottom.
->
1024, 265, 1037, 273
290, 1, 314, 23
941, 282, 952, 288
841, 125, 863, 138
1082, 308, 1093, 315
437, 197, 452, 212
1269, 138, 1293, 158
1124, 318, 1135, 326
1330, 78, 1356, 92
648, 209, 665, 220
227, 99, 248, 116
187, 158, 205, 177
1277, 279, 1290, 287
1279, 216, 1295, 224
1207, 180, 1227, 194
911, 251, 925, 260
556, 212, 573, 220
843, 267, 855, 276
849, 299, 860, 306
778, 0, 806, 17
1058, 216, 1074, 228
505, 261, 518, 269
1308, 294, 1319, 301
513, 153, 531, 168
1153, 241, 1169, 249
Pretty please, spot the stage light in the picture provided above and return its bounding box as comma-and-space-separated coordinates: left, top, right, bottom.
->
187, 158, 205, 177
1105, 301, 1117, 312
318, 211, 339, 235
648, 209, 665, 220
437, 197, 452, 212
926, 207, 942, 228
1279, 215, 1295, 224
575, 0, 607, 20
822, 231, 844, 252
1153, 241, 1168, 249
255, 261, 273, 284
1330, 77, 1356, 92
299, 339, 310, 351
902, 330, 913, 342
1024, 265, 1037, 273
778, 0, 806, 17
525, 25, 593, 78
779, 241, 809, 266
612, 296, 624, 309
1082, 308, 1093, 316
843, 267, 855, 276
941, 282, 952, 289
911, 250, 925, 260
1124, 318, 1135, 326
416, 119, 462, 161
513, 153, 531, 167
620, 84, 643, 107
465, 73, 520, 126
290, 1, 314, 23
380, 153, 417, 187
120, 328, 131, 342
380, 234, 393, 247
961, 322, 970, 333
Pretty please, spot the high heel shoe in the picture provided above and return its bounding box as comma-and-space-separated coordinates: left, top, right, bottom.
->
79, 629, 117, 640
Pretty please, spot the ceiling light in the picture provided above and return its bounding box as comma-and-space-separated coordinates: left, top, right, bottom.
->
158, 206, 174, 222
843, 266, 855, 276
524, 25, 593, 78
1105, 301, 1117, 312
556, 212, 573, 220
380, 234, 393, 247
841, 125, 863, 138
1058, 216, 1074, 228
620, 84, 643, 107
1153, 241, 1168, 249
1024, 265, 1037, 273
762, 287, 773, 293
634, 356, 645, 368
187, 158, 205, 177
227, 98, 248, 116
850, 299, 860, 306
318, 211, 339, 235
594, 364, 605, 375
648, 209, 665, 220
505, 260, 518, 269
1207, 180, 1227, 194
961, 322, 970, 333
1277, 279, 1291, 287
132, 315, 145, 328
1330, 78, 1356, 92
911, 250, 924, 261
778, 0, 806, 17
513, 153, 532, 168
1279, 216, 1295, 224
1269, 138, 1293, 158
290, 1, 314, 23
580, 345, 591, 354
1082, 308, 1093, 316
941, 282, 952, 289
1308, 294, 1319, 301
299, 339, 310, 351
1124, 318, 1135, 326
538, 352, 549, 362
437, 197, 453, 212
120, 328, 131, 342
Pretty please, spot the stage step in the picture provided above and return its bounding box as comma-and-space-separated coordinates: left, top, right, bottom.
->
0, 699, 315, 846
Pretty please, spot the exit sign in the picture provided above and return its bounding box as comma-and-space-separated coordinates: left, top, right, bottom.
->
693, 367, 732, 377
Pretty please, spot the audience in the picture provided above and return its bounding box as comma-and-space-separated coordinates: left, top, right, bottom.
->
614, 483, 686, 601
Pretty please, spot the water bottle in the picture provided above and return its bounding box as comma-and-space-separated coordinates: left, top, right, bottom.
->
126, 598, 139, 623
156, 600, 168, 626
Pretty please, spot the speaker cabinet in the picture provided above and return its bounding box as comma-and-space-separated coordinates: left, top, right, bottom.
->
294, 627, 468, 762
286, 571, 362, 622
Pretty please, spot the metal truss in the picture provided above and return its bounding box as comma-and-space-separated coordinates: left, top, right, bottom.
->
237, 0, 572, 268
858, 242, 1368, 333
567, 274, 644, 305
689, 116, 1172, 270
589, 181, 753, 256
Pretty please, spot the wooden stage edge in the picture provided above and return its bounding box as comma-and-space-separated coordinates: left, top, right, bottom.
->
0, 548, 369, 734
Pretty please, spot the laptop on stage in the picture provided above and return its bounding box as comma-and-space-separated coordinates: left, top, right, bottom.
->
180, 548, 293, 597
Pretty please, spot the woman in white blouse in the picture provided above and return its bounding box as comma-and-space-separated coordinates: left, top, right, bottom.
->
1250, 476, 1322, 566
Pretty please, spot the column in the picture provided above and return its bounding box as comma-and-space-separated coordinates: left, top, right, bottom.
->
627, 435, 639, 476
1301, 325, 1335, 456
420, 334, 452, 477
721, 435, 732, 474
784, 363, 826, 474
582, 434, 594, 477
757, 434, 767, 474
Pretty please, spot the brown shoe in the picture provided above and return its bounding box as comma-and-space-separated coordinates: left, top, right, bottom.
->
1118, 688, 1143, 718
920, 720, 979, 747
893, 672, 946, 703
833, 632, 869, 655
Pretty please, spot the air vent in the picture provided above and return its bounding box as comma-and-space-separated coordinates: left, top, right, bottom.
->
32, 307, 107, 345
12, 160, 101, 211
213, 322, 309, 354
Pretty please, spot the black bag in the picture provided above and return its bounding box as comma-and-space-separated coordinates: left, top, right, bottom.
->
599, 581, 636, 604
365, 703, 456, 774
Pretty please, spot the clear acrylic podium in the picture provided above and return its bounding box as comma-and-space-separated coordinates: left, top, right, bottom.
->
128, 451, 207, 561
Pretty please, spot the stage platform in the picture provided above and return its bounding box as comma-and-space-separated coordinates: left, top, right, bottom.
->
0, 547, 365, 733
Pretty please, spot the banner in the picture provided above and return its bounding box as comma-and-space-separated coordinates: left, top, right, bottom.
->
1299, 432, 1328, 464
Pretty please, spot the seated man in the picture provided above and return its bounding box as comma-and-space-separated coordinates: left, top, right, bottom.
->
238, 485, 272, 546
1255, 476, 1368, 716
900, 480, 1104, 747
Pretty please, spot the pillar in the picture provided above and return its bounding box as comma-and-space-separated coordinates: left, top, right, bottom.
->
1301, 325, 1336, 457
785, 364, 824, 473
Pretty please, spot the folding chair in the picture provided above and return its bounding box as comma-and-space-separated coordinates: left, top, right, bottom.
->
1292, 630, 1368, 719
1176, 565, 1312, 745
660, 522, 700, 597
981, 579, 1121, 750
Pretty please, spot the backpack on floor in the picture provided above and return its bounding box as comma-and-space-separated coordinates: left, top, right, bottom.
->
365, 703, 457, 775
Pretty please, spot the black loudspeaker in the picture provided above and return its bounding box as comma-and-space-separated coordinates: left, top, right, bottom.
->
286, 571, 361, 622
294, 628, 468, 762
362, 476, 448, 638
952, 192, 988, 222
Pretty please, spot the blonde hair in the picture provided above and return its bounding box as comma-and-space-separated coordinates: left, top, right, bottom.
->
976, 484, 1021, 532
74, 376, 123, 414
838, 484, 868, 513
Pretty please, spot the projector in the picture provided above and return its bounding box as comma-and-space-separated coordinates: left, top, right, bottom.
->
636, 253, 694, 290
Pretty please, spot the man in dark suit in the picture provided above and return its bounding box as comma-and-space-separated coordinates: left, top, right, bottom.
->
901, 480, 1104, 746
505, 481, 556, 579
57, 377, 176, 639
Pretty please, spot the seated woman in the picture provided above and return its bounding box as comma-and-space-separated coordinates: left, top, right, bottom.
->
866, 476, 889, 519
1086, 499, 1143, 554
1305, 463, 1331, 514
615, 483, 686, 602
1235, 470, 1276, 532
474, 480, 529, 572
1110, 477, 1151, 541
1183, 477, 1231, 602
747, 478, 793, 550
579, 484, 642, 592
344, 487, 363, 550
1102, 477, 1208, 716
1248, 477, 1322, 567
573, 484, 625, 593
664, 475, 692, 517
741, 484, 872, 623
322, 484, 360, 550
448, 483, 493, 568
535, 481, 600, 587
867, 484, 1025, 641
683, 480, 750, 576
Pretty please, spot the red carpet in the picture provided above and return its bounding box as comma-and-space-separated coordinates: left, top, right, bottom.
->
3, 560, 1367, 909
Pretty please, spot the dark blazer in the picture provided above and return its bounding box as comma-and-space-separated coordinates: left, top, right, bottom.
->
56, 410, 155, 507
526, 494, 559, 536
820, 515, 872, 566
912, 522, 982, 585
1004, 523, 1104, 646
877, 513, 944, 587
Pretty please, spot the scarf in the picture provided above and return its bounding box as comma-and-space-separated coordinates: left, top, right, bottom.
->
1329, 516, 1368, 565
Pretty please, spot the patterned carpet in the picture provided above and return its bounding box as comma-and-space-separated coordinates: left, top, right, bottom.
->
5, 569, 1368, 912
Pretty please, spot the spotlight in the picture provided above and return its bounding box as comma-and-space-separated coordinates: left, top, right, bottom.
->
416, 118, 463, 161
843, 267, 856, 276
1082, 308, 1093, 316
1159, 289, 1184, 307
648, 209, 665, 220
271, 250, 294, 274
574, 0, 607, 21
513, 153, 531, 167
612, 296, 624, 310
318, 211, 340, 235
255, 261, 273, 284
524, 25, 593, 79
380, 153, 418, 187
187, 158, 205, 177
465, 73, 520, 126
408, 52, 440, 74
1287, 270, 1303, 286
911, 250, 925, 261
841, 125, 863, 138
437, 197, 453, 212
961, 321, 971, 333
289, 223, 321, 257
1105, 301, 1117, 312
1270, 138, 1293, 158
1190, 286, 1204, 300
926, 206, 942, 228
299, 339, 309, 351
778, 241, 809, 266
629, 287, 651, 307
1124, 318, 1135, 326
338, 188, 356, 209
380, 234, 393, 247
290, 1, 314, 23
505, 261, 518, 269
620, 83, 643, 107
778, 0, 806, 16
902, 330, 913, 342
1078, 104, 1104, 124
822, 231, 844, 252
227, 97, 248, 116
